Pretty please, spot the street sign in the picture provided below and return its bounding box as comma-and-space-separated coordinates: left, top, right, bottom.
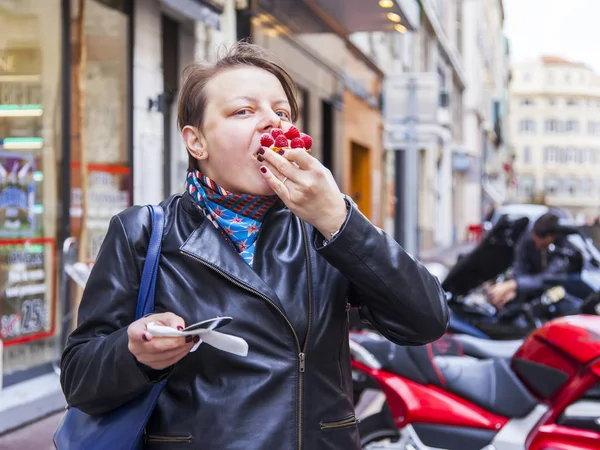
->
383, 73, 440, 126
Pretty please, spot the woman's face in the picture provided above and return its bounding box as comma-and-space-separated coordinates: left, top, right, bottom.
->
183, 66, 293, 195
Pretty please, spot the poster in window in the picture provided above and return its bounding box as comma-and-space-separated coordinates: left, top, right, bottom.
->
0, 151, 35, 237
0, 238, 55, 346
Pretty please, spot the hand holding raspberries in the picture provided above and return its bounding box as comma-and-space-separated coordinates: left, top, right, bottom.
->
259, 126, 312, 156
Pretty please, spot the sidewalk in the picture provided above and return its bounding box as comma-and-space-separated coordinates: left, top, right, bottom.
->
0, 411, 64, 450
0, 372, 65, 435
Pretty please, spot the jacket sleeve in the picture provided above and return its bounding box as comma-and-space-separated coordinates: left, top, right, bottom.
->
60, 208, 168, 416
512, 235, 534, 278
315, 198, 449, 345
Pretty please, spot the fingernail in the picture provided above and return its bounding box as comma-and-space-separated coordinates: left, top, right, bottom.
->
260, 167, 267, 173
258, 148, 266, 155
142, 333, 150, 342
193, 336, 200, 343
177, 326, 184, 331
278, 149, 285, 155
186, 336, 193, 343
257, 155, 264, 162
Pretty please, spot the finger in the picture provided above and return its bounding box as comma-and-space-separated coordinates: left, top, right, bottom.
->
259, 147, 304, 182
281, 147, 320, 171
260, 165, 290, 199
147, 312, 186, 330
129, 320, 150, 343
139, 341, 195, 363
156, 348, 194, 369
145, 335, 190, 353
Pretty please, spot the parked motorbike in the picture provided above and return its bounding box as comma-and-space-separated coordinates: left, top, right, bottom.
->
351, 315, 600, 450
443, 216, 600, 339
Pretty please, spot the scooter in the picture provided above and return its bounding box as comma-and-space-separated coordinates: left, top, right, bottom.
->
351, 315, 600, 450
443, 216, 600, 339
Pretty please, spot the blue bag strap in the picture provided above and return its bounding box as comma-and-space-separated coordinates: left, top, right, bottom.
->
135, 205, 165, 320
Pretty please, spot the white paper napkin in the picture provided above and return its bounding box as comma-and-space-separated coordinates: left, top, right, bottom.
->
146, 319, 249, 356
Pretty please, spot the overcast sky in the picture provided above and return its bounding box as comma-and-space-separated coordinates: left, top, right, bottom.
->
503, 0, 600, 73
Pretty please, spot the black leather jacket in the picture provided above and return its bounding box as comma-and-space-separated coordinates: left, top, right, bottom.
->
513, 231, 574, 296
60, 192, 448, 450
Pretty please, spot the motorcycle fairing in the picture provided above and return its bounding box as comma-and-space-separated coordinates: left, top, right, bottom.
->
442, 216, 530, 297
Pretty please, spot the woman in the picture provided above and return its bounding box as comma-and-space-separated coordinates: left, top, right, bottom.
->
60, 42, 448, 449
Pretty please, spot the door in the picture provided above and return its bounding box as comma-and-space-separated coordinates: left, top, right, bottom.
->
350, 142, 372, 219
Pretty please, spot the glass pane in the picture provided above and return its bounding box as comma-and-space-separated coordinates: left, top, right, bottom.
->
70, 0, 131, 262
0, 0, 62, 380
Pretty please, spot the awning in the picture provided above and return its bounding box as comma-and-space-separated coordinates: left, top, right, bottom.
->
160, 0, 223, 29
304, 0, 420, 33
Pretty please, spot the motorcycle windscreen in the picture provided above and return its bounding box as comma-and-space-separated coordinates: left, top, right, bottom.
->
442, 216, 530, 297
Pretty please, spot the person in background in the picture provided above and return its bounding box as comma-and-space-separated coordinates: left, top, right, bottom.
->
487, 212, 569, 308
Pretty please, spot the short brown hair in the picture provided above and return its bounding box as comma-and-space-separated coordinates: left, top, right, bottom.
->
177, 41, 299, 170
533, 212, 560, 237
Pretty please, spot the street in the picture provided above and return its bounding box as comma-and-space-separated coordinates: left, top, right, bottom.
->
0, 412, 64, 450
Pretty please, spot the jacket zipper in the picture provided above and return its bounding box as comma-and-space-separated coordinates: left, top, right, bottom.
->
298, 222, 313, 450
320, 415, 359, 431
145, 433, 193, 443
338, 302, 351, 389
180, 221, 313, 450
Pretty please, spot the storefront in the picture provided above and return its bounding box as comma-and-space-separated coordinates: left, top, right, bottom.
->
341, 57, 384, 227
0, 0, 133, 430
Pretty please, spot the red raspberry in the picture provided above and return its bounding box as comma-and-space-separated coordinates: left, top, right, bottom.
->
284, 126, 300, 140
260, 133, 275, 147
274, 135, 288, 148
290, 137, 305, 149
300, 133, 313, 150
270, 128, 284, 138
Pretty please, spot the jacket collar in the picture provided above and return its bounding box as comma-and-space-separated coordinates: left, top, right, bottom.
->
179, 191, 286, 311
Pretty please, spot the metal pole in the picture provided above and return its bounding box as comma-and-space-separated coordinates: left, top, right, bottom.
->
59, 0, 72, 353
404, 76, 419, 256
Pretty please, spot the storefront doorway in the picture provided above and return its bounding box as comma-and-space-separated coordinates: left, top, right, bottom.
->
350, 141, 372, 218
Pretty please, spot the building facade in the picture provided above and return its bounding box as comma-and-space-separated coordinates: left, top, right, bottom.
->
377, 0, 464, 255
510, 57, 600, 219
460, 0, 509, 239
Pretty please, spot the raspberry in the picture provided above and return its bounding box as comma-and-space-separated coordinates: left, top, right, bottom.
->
284, 126, 300, 140
270, 128, 284, 138
274, 135, 288, 148
300, 133, 313, 150
260, 133, 275, 147
290, 137, 304, 149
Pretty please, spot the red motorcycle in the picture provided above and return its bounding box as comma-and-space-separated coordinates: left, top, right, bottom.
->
350, 315, 600, 450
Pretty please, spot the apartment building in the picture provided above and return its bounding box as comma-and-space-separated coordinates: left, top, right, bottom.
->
510, 57, 600, 219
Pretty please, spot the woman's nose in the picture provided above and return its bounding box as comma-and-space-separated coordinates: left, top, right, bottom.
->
260, 110, 282, 131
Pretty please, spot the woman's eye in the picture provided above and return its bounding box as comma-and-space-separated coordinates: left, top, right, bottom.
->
276, 111, 291, 119
236, 109, 251, 116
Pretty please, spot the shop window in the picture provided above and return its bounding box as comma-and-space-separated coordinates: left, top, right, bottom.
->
0, 0, 62, 383
70, 0, 132, 262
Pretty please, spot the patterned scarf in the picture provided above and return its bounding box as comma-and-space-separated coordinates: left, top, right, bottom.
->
185, 170, 277, 267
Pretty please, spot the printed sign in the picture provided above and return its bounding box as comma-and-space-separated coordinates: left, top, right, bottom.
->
0, 238, 55, 346
0, 152, 35, 237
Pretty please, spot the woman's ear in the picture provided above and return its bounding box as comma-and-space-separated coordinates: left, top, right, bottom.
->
182, 126, 208, 162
